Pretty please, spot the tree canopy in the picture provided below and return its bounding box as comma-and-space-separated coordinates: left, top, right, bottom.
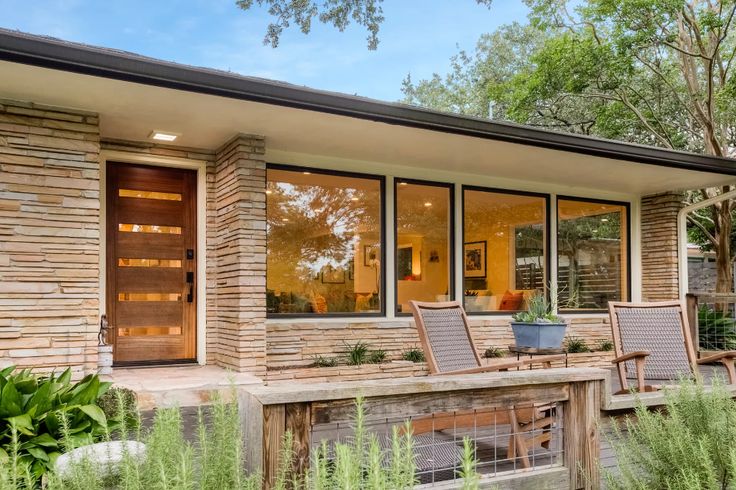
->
236, 0, 494, 49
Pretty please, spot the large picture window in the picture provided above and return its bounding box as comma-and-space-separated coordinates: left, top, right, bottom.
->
266, 166, 383, 315
395, 180, 453, 314
557, 198, 628, 310
462, 188, 548, 313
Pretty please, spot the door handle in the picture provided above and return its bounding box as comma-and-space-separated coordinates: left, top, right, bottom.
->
186, 271, 194, 303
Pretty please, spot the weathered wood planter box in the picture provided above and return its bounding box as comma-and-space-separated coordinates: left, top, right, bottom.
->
241, 367, 608, 489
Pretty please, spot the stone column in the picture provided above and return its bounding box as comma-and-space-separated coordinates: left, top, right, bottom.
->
641, 192, 684, 301
0, 99, 101, 376
212, 134, 267, 374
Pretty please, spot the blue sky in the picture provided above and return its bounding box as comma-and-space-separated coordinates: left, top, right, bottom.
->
0, 1, 529, 101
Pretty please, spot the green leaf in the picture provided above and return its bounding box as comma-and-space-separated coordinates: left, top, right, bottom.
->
45, 411, 60, 433
7, 413, 35, 436
57, 367, 72, 387
0, 381, 24, 417
26, 447, 48, 462
29, 433, 58, 448
80, 404, 107, 427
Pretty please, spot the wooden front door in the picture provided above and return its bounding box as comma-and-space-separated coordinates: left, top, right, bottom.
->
106, 162, 197, 364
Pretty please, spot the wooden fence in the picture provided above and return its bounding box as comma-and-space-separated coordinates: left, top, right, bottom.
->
240, 367, 607, 489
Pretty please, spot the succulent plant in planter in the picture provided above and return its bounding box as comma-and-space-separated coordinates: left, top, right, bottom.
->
511, 294, 567, 350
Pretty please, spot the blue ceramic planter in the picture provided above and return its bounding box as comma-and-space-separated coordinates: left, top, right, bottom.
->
511, 322, 567, 350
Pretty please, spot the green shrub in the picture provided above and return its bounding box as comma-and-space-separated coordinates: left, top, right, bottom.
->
401, 347, 425, 363
39, 392, 483, 489
604, 380, 736, 489
367, 349, 388, 364
565, 337, 590, 353
698, 305, 736, 351
313, 355, 339, 368
44, 391, 259, 490
343, 341, 371, 366
597, 339, 614, 352
274, 397, 484, 489
483, 346, 506, 359
0, 366, 115, 478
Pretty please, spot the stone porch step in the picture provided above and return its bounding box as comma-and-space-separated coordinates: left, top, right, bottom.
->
103, 365, 263, 410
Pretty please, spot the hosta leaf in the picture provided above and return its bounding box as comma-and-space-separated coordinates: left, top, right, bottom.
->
57, 368, 72, 387
7, 413, 34, 435
14, 376, 38, 395
0, 381, 23, 417
29, 433, 58, 448
45, 411, 60, 433
26, 446, 48, 462
80, 404, 107, 427
26, 381, 52, 414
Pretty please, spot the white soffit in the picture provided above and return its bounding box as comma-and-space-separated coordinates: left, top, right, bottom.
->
1, 60, 733, 196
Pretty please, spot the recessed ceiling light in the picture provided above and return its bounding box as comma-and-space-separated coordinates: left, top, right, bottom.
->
399, 182, 408, 186
281, 218, 289, 222
149, 130, 179, 142
265, 190, 273, 195
424, 202, 432, 207
351, 197, 359, 201
303, 171, 311, 175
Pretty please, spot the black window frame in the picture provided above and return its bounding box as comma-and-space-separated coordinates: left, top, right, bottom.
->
460, 185, 551, 316
556, 195, 632, 314
265, 163, 386, 318
393, 178, 455, 316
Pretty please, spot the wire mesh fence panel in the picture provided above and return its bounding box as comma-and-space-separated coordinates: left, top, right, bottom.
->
693, 294, 736, 351
308, 403, 564, 485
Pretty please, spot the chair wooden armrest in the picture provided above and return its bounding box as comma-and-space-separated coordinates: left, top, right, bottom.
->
698, 351, 736, 383
612, 351, 650, 363
612, 351, 650, 394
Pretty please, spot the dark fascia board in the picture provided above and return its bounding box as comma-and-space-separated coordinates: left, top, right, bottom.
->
1, 28, 735, 176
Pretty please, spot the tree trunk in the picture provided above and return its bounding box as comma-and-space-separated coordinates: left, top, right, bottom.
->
713, 199, 733, 312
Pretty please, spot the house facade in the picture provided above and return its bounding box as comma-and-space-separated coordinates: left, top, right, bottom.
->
1, 29, 735, 378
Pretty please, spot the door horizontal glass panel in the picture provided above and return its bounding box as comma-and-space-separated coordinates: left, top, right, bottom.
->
119, 189, 182, 201
118, 258, 182, 268
118, 326, 182, 336
118, 224, 182, 234
118, 293, 182, 301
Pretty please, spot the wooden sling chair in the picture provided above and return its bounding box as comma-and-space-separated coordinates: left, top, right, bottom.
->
409, 300, 565, 469
608, 300, 736, 394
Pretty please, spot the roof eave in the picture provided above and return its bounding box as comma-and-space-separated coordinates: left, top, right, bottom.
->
1, 28, 735, 176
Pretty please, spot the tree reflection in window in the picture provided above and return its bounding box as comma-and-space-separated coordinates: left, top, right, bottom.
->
266, 168, 382, 314
557, 200, 627, 310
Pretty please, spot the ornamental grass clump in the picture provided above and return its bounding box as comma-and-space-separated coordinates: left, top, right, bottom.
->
604, 379, 736, 490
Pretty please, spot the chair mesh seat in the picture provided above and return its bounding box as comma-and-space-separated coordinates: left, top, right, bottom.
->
616, 306, 693, 381
419, 307, 478, 372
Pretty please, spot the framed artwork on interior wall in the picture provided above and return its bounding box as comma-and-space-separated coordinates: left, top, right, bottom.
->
321, 265, 346, 284
464, 241, 487, 278
364, 244, 379, 266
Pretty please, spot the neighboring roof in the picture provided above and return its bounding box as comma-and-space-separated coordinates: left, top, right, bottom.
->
0, 27, 735, 176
